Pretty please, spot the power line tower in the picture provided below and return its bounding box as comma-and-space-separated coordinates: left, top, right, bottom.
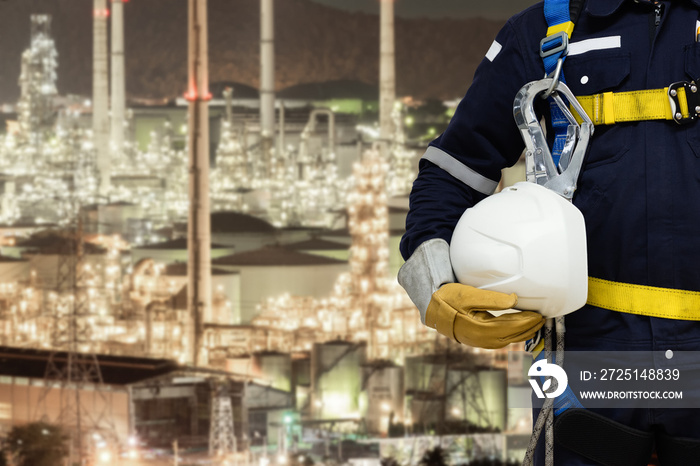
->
447, 364, 495, 430
35, 120, 118, 466
209, 380, 236, 459
36, 217, 119, 465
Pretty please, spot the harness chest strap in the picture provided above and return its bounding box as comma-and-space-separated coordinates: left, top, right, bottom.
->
587, 277, 700, 321
574, 83, 700, 125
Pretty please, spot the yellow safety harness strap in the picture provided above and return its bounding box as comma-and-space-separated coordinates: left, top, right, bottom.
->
575, 87, 690, 125
587, 277, 700, 321
547, 21, 575, 39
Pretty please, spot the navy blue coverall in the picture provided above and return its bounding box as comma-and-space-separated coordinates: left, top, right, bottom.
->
400, 0, 700, 463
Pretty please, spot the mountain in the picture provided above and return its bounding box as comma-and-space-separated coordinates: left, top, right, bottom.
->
0, 0, 504, 104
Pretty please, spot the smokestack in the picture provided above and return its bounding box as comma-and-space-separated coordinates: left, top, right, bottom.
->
111, 0, 126, 156
379, 0, 396, 152
278, 100, 285, 157
260, 0, 275, 174
223, 87, 233, 124
93, 0, 110, 194
186, 0, 212, 367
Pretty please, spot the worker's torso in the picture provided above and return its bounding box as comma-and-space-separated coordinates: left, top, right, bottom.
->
514, 1, 700, 349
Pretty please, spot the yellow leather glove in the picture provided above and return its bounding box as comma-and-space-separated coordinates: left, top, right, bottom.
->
425, 282, 546, 349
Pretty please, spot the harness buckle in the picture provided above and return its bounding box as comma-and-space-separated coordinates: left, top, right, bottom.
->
539, 31, 569, 59
668, 81, 700, 125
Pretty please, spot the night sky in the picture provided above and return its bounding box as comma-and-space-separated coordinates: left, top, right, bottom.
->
308, 0, 538, 19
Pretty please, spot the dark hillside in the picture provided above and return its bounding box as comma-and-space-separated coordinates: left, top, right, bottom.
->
0, 0, 504, 103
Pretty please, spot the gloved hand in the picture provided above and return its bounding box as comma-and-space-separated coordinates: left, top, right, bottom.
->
425, 282, 546, 349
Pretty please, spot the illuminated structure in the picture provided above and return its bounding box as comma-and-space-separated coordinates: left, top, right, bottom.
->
380, 0, 416, 196
211, 87, 250, 212
266, 108, 346, 228
387, 102, 417, 196
346, 148, 393, 360
224, 149, 434, 362
16, 15, 58, 148
0, 2, 521, 462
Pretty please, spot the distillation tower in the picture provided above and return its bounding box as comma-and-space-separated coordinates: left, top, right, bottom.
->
15, 15, 58, 149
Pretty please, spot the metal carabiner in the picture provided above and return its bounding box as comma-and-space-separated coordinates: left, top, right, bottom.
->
513, 78, 594, 201
542, 58, 564, 100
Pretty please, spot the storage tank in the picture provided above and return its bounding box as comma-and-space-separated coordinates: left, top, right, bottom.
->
362, 362, 403, 435
311, 341, 366, 420
0, 256, 29, 283
404, 354, 446, 395
405, 353, 503, 431
253, 351, 292, 392
292, 356, 310, 411
404, 354, 447, 429
447, 367, 507, 432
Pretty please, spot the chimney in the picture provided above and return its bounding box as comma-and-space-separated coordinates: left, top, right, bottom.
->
260, 0, 275, 175
110, 0, 126, 156
186, 0, 212, 366
93, 0, 110, 194
379, 0, 396, 153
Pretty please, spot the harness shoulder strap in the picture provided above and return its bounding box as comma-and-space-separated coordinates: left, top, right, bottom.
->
541, 0, 586, 165
541, 0, 586, 74
543, 0, 700, 126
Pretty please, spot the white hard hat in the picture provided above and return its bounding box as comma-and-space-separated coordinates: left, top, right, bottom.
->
449, 181, 588, 318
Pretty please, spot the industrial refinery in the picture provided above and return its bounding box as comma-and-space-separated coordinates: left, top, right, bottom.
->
0, 1, 530, 465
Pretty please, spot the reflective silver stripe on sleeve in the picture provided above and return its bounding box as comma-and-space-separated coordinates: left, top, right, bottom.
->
421, 146, 499, 195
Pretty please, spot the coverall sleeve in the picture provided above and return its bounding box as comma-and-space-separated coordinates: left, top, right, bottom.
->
400, 18, 542, 260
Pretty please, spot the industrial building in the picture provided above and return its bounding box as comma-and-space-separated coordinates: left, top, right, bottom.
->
0, 345, 300, 463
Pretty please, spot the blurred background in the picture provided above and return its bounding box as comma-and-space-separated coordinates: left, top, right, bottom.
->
0, 1, 534, 465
